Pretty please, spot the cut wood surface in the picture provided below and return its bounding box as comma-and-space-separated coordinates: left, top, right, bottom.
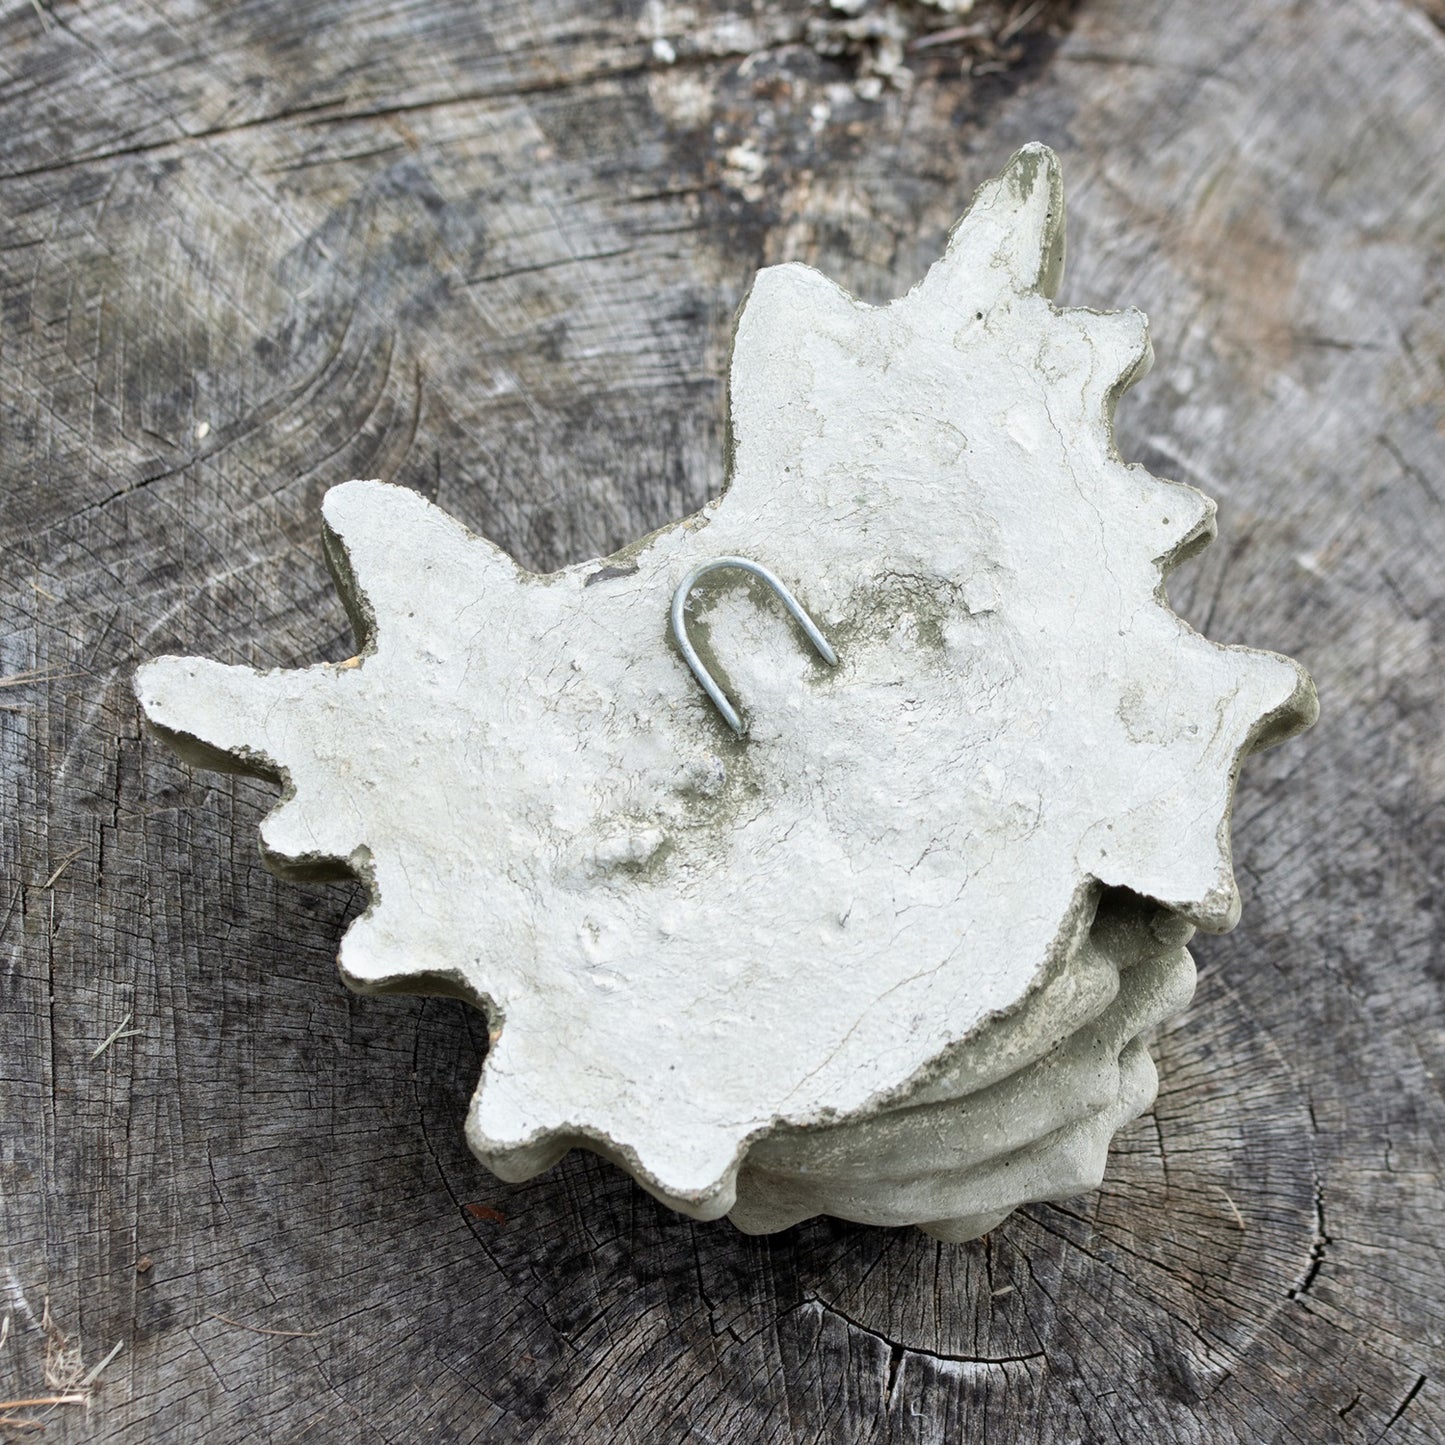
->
1, 0, 1441, 1440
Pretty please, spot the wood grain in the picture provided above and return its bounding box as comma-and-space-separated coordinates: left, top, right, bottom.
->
1, 0, 1441, 1440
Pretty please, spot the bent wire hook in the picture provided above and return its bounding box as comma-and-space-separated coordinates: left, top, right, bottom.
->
670, 556, 838, 736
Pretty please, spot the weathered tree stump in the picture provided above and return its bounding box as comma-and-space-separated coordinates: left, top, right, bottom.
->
1, 1, 1441, 1440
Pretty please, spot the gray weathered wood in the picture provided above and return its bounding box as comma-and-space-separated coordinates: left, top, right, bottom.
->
1, 0, 1441, 1440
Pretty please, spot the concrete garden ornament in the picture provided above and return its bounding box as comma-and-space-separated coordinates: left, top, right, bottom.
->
137, 145, 1317, 1242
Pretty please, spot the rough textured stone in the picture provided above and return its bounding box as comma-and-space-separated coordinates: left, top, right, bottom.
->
136, 145, 1315, 1232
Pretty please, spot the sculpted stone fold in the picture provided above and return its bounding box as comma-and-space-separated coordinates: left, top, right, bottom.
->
137, 145, 1316, 1233
728, 896, 1193, 1236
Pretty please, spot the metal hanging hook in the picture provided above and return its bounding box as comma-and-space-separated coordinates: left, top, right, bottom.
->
670, 556, 838, 736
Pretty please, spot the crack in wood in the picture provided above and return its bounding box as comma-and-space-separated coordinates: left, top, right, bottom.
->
797, 1295, 1047, 1371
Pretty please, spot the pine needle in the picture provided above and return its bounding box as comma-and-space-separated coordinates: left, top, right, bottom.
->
91, 1015, 141, 1060
79, 1340, 123, 1388
0, 670, 77, 690
208, 1314, 319, 1339
43, 847, 85, 889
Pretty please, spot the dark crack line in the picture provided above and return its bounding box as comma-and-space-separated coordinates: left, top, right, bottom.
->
797, 1295, 1046, 1371
1287, 1175, 1330, 1302
1377, 1375, 1427, 1439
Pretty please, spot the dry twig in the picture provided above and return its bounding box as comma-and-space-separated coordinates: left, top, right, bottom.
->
0, 1308, 125, 1433
998, 0, 1046, 43
41, 1303, 81, 1392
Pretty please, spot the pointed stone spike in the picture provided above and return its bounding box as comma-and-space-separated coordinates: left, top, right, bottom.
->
320, 479, 521, 650
1146, 475, 1217, 572
135, 656, 294, 778
738, 260, 857, 324
728, 262, 860, 457
1068, 306, 1155, 422
919, 141, 1066, 310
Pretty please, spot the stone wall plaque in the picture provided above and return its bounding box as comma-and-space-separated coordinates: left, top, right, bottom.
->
137, 145, 1317, 1241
